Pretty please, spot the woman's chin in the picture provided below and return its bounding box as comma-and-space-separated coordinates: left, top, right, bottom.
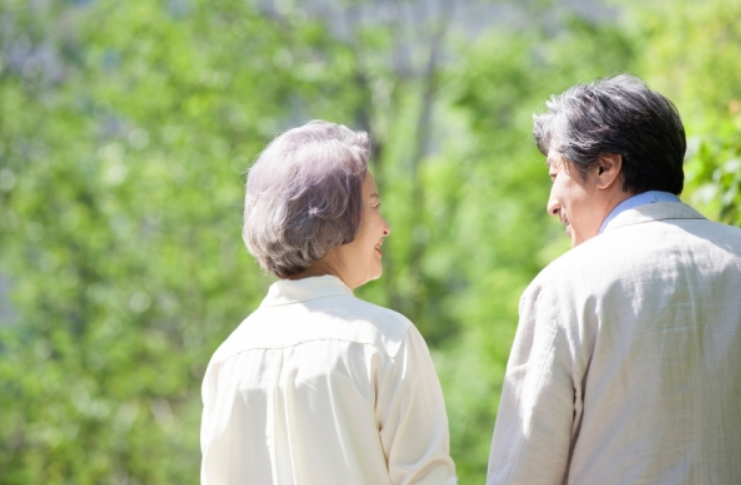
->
357, 269, 383, 288
372, 265, 384, 280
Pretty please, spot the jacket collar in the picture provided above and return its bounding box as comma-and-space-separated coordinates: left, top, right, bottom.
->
599, 191, 681, 234
260, 275, 353, 307
603, 201, 706, 234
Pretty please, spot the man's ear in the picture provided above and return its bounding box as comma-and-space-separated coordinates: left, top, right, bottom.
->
596, 153, 622, 190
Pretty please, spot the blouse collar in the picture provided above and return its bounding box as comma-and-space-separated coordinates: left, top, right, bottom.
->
260, 275, 353, 307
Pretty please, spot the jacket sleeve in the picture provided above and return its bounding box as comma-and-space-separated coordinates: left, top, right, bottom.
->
486, 284, 576, 485
377, 324, 458, 485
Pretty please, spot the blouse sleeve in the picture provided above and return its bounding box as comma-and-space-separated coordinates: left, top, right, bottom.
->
200, 360, 228, 485
377, 324, 458, 485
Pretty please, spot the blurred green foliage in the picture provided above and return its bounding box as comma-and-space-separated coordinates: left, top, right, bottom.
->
0, 0, 739, 483
623, 0, 741, 226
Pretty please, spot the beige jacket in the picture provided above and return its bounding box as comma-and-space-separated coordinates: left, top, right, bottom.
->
488, 202, 741, 485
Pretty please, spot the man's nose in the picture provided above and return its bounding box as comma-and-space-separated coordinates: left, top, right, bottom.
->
547, 197, 560, 217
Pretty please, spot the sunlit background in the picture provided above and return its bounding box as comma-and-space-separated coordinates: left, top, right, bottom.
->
1, 0, 740, 483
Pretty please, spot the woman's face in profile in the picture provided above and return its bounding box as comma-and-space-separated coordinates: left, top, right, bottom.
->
334, 173, 391, 289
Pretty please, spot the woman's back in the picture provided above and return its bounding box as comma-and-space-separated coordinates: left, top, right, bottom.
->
200, 275, 456, 485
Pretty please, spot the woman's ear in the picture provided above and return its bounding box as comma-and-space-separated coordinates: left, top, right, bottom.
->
596, 153, 623, 190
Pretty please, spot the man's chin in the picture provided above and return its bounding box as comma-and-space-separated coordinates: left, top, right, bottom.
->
565, 227, 577, 246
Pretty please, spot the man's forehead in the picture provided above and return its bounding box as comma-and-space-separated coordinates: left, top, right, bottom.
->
546, 151, 562, 168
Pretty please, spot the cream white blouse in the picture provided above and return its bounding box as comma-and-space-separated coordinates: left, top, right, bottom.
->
200, 275, 457, 485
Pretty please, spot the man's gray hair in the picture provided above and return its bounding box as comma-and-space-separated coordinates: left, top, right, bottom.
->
243, 120, 370, 278
533, 73, 686, 195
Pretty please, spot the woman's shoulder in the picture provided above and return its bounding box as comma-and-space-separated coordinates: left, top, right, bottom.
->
209, 294, 415, 365
339, 295, 413, 330
300, 293, 414, 356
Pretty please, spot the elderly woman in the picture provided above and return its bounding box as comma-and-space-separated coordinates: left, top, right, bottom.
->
200, 120, 457, 485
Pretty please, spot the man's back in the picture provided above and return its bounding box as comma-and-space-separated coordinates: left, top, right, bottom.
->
489, 202, 741, 484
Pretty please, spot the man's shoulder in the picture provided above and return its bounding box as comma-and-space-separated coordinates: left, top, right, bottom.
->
534, 211, 741, 291
534, 236, 621, 285
605, 201, 741, 247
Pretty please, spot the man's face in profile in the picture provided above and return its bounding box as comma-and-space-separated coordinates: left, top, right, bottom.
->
546, 150, 606, 247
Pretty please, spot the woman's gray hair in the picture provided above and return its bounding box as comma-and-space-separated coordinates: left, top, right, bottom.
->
243, 120, 370, 278
533, 74, 686, 195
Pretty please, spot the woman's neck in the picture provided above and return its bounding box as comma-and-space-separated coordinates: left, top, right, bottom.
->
287, 253, 355, 289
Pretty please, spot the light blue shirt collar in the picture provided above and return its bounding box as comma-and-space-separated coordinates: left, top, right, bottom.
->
599, 191, 681, 234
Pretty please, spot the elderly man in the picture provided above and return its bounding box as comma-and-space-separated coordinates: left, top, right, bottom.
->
487, 74, 741, 485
